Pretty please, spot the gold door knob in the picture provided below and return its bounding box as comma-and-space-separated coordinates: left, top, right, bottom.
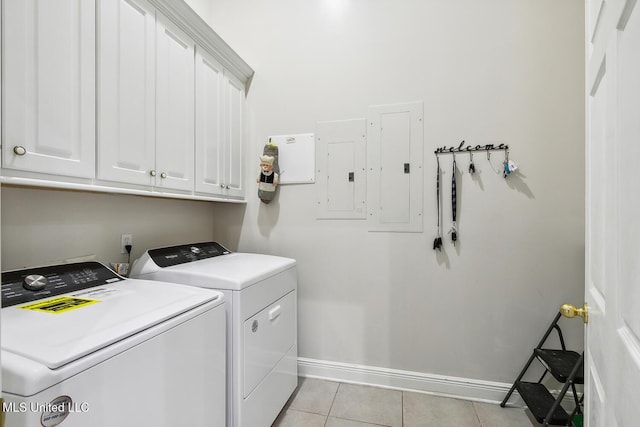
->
560, 303, 588, 324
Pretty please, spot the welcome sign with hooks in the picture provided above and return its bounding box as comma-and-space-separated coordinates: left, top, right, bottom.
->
433, 140, 519, 252
434, 140, 509, 155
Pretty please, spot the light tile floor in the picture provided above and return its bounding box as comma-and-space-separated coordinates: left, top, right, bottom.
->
272, 378, 536, 427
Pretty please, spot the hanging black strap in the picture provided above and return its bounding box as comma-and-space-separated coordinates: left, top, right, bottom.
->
437, 158, 441, 228
433, 157, 443, 251
451, 158, 457, 223
450, 158, 458, 245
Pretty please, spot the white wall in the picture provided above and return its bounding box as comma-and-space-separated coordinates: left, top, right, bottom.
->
0, 0, 585, 399
192, 0, 586, 388
0, 186, 218, 270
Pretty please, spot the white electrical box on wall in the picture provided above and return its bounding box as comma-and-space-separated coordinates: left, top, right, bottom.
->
367, 101, 424, 232
268, 133, 315, 184
315, 119, 367, 219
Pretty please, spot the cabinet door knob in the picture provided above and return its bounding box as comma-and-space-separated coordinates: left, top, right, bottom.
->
13, 145, 27, 156
160, 172, 167, 179
220, 183, 225, 188
226, 185, 230, 189
150, 170, 157, 177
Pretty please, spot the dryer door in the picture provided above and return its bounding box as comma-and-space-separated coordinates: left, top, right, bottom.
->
243, 290, 296, 397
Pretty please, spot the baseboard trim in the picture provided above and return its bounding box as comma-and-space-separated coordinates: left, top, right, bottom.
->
298, 357, 514, 404
298, 357, 578, 409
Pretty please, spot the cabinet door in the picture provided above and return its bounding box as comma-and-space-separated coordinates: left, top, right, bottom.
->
155, 14, 195, 192
195, 48, 224, 195
223, 72, 245, 198
97, 0, 156, 186
2, 0, 95, 178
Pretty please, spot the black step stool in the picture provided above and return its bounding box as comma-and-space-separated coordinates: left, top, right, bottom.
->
501, 311, 584, 426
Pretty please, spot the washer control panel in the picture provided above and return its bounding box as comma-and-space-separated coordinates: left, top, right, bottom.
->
148, 242, 231, 268
1, 261, 123, 307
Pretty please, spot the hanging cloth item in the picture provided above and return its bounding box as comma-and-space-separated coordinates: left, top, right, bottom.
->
449, 157, 458, 245
257, 138, 280, 204
433, 157, 443, 251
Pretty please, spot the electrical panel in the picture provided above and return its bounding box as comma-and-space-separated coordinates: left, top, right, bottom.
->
367, 101, 424, 232
315, 119, 367, 219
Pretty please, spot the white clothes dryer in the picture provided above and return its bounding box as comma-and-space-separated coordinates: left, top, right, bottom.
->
130, 242, 297, 427
1, 261, 226, 427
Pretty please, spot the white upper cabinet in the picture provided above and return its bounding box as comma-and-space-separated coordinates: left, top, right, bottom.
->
98, 0, 195, 192
2, 0, 253, 201
2, 0, 95, 178
195, 48, 245, 198
155, 14, 195, 192
97, 0, 156, 187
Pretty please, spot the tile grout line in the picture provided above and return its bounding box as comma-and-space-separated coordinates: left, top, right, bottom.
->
472, 401, 483, 427
401, 390, 404, 427
331, 415, 392, 427
323, 382, 342, 427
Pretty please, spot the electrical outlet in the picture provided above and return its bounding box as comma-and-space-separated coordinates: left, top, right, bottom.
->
121, 234, 133, 254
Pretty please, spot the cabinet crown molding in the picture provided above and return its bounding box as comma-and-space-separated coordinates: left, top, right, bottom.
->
149, 0, 254, 91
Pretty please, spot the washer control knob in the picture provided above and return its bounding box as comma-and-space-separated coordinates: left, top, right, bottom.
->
23, 274, 48, 291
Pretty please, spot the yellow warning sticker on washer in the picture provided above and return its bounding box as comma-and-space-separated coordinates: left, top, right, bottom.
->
19, 296, 100, 313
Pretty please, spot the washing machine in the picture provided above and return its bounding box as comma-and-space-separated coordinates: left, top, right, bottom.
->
1, 260, 226, 427
130, 242, 297, 427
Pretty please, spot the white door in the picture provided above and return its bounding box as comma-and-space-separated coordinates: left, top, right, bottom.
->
97, 0, 156, 186
2, 0, 95, 178
1, 0, 3, 413
155, 13, 195, 192
195, 47, 224, 195
585, 0, 640, 426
